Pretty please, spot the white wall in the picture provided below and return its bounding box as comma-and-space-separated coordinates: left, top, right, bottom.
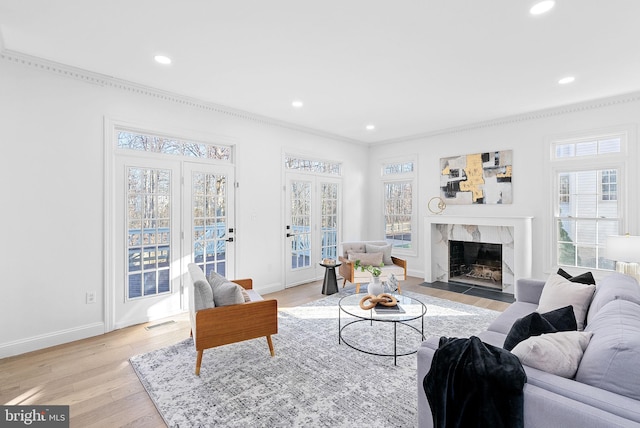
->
369, 98, 640, 281
3, 54, 639, 358
0, 58, 368, 357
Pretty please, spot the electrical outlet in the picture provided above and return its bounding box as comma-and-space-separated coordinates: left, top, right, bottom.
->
86, 291, 96, 304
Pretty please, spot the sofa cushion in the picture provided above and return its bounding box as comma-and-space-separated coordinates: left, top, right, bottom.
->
348, 251, 383, 267
208, 271, 245, 307
487, 301, 539, 335
511, 331, 592, 378
193, 278, 215, 311
575, 299, 640, 401
503, 306, 577, 351
188, 264, 215, 311
557, 268, 596, 285
586, 272, 640, 325
537, 274, 596, 330
342, 242, 366, 257
365, 243, 393, 265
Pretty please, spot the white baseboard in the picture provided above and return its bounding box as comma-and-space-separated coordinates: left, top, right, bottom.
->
407, 268, 424, 280
112, 309, 187, 331
255, 282, 284, 295
0, 322, 105, 359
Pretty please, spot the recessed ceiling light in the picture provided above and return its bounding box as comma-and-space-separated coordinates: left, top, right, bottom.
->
530, 0, 555, 15
366, 124, 376, 131
154, 55, 172, 65
558, 76, 575, 85
291, 100, 304, 108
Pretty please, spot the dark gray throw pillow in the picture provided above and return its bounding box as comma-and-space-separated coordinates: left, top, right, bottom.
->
557, 268, 596, 285
540, 305, 578, 331
504, 305, 577, 351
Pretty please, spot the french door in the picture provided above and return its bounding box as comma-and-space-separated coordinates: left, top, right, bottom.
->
183, 162, 235, 278
113, 156, 234, 329
285, 173, 341, 287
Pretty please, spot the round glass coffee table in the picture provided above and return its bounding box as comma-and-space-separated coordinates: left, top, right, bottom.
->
338, 293, 427, 365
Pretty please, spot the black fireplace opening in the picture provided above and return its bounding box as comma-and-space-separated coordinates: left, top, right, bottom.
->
449, 241, 502, 290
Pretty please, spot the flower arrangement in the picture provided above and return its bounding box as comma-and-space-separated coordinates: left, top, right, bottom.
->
354, 259, 383, 277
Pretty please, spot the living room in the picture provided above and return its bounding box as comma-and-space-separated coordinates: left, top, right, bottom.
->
1, 1, 640, 426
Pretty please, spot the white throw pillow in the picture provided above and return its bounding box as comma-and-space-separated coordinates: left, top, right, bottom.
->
511, 331, 593, 378
537, 274, 596, 330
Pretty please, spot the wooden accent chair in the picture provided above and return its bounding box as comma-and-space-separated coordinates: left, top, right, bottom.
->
338, 241, 407, 293
187, 263, 278, 376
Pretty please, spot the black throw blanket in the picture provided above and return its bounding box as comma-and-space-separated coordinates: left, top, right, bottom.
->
423, 336, 527, 428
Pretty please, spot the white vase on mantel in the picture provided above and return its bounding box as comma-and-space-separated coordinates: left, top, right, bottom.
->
368, 276, 384, 296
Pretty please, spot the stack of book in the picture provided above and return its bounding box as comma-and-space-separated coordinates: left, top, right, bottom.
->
374, 303, 405, 314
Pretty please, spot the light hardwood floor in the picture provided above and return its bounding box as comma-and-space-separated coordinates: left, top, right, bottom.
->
0, 277, 510, 427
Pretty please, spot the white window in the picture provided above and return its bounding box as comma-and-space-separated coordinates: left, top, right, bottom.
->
382, 158, 417, 253
549, 129, 632, 271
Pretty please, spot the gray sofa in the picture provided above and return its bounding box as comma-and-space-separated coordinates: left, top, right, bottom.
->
417, 273, 640, 428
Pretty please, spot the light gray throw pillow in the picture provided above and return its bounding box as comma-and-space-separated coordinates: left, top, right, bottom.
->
208, 271, 245, 306
213, 281, 245, 306
537, 274, 596, 330
348, 251, 383, 267
365, 243, 393, 265
511, 330, 592, 378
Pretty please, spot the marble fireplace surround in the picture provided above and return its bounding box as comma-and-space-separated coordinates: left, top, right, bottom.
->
424, 215, 533, 294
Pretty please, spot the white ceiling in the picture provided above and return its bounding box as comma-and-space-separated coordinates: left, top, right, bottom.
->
1, 0, 640, 143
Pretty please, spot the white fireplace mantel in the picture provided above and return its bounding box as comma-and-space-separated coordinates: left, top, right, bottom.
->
424, 215, 533, 294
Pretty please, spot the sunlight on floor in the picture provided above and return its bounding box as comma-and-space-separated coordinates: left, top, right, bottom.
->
6, 385, 44, 405
278, 301, 484, 320
279, 305, 339, 319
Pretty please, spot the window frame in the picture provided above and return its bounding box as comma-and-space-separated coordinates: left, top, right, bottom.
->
546, 126, 635, 274
380, 156, 418, 256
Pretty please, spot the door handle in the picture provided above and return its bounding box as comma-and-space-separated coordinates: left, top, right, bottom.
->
226, 237, 234, 242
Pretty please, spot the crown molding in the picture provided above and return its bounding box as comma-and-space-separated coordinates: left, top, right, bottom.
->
0, 48, 362, 145
372, 91, 640, 146
3, 48, 640, 147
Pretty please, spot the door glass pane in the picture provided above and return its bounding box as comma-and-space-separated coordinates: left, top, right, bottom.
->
321, 183, 338, 259
193, 172, 227, 277
291, 180, 311, 269
127, 167, 171, 299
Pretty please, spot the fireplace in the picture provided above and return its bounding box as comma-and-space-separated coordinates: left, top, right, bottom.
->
449, 241, 502, 289
424, 215, 533, 294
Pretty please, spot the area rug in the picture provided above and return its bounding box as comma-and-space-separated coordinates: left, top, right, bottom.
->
129, 290, 500, 428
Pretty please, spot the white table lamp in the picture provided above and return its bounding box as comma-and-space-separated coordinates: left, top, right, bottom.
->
605, 234, 640, 282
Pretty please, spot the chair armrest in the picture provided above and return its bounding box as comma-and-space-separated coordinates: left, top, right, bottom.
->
194, 299, 278, 349
338, 256, 354, 281
515, 278, 546, 304
391, 256, 406, 268
232, 278, 253, 290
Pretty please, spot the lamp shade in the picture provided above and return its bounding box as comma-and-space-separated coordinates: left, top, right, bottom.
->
605, 235, 640, 263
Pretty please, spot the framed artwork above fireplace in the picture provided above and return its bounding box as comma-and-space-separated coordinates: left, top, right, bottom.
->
440, 150, 513, 204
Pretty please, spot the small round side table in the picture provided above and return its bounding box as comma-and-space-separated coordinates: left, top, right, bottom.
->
320, 262, 342, 295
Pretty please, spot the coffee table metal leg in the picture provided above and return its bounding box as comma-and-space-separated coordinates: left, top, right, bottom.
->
338, 308, 341, 344
394, 322, 397, 366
